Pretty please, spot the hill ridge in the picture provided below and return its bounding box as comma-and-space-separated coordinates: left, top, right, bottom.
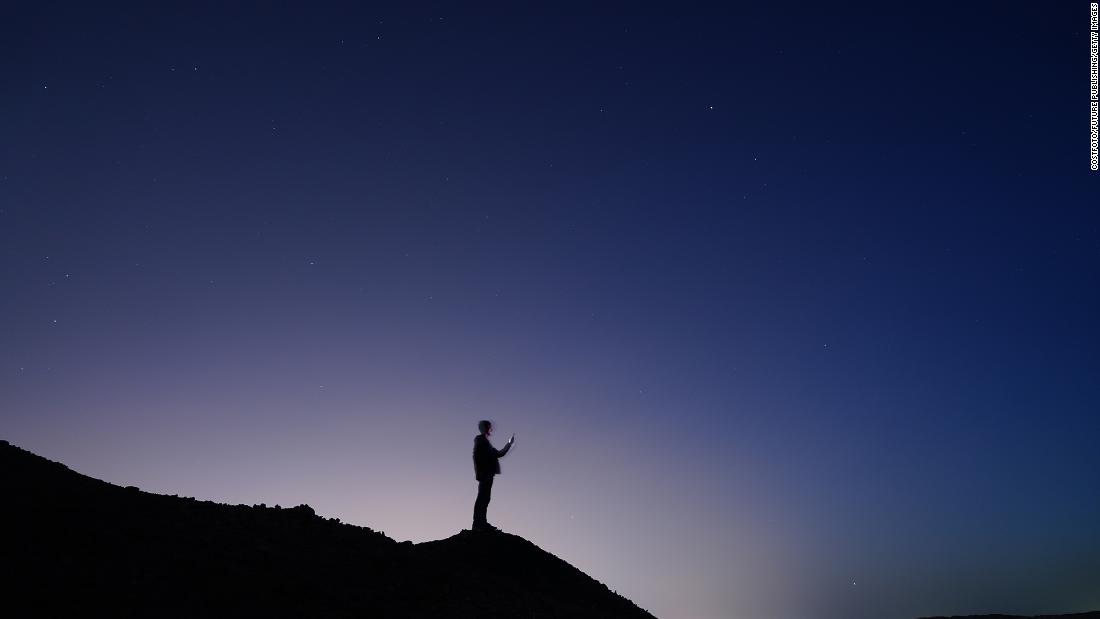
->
0, 439, 654, 618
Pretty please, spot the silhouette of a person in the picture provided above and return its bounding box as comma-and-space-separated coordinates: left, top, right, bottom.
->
472, 420, 514, 531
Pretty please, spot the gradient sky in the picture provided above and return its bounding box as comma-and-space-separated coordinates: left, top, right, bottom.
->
3, 3, 1099, 618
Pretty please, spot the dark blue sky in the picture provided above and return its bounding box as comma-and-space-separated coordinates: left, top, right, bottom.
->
3, 3, 1098, 618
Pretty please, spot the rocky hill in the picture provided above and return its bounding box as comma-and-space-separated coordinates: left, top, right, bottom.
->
0, 439, 654, 618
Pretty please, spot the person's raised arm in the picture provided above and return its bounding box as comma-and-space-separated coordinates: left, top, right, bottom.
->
497, 433, 515, 457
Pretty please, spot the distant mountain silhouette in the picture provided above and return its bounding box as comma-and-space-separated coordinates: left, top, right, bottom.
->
0, 439, 654, 618
919, 615, 1100, 619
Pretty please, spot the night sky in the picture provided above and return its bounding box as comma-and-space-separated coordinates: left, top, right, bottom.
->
3, 3, 1099, 618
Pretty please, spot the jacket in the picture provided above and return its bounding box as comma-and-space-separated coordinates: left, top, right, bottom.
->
472, 434, 511, 481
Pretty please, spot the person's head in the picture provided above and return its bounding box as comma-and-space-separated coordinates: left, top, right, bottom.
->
478, 420, 493, 436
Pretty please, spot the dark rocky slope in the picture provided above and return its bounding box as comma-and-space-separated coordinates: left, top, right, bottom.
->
0, 439, 654, 618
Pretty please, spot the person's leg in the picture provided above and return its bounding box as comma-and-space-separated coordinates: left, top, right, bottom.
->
473, 477, 493, 527
473, 482, 483, 526
482, 477, 493, 523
